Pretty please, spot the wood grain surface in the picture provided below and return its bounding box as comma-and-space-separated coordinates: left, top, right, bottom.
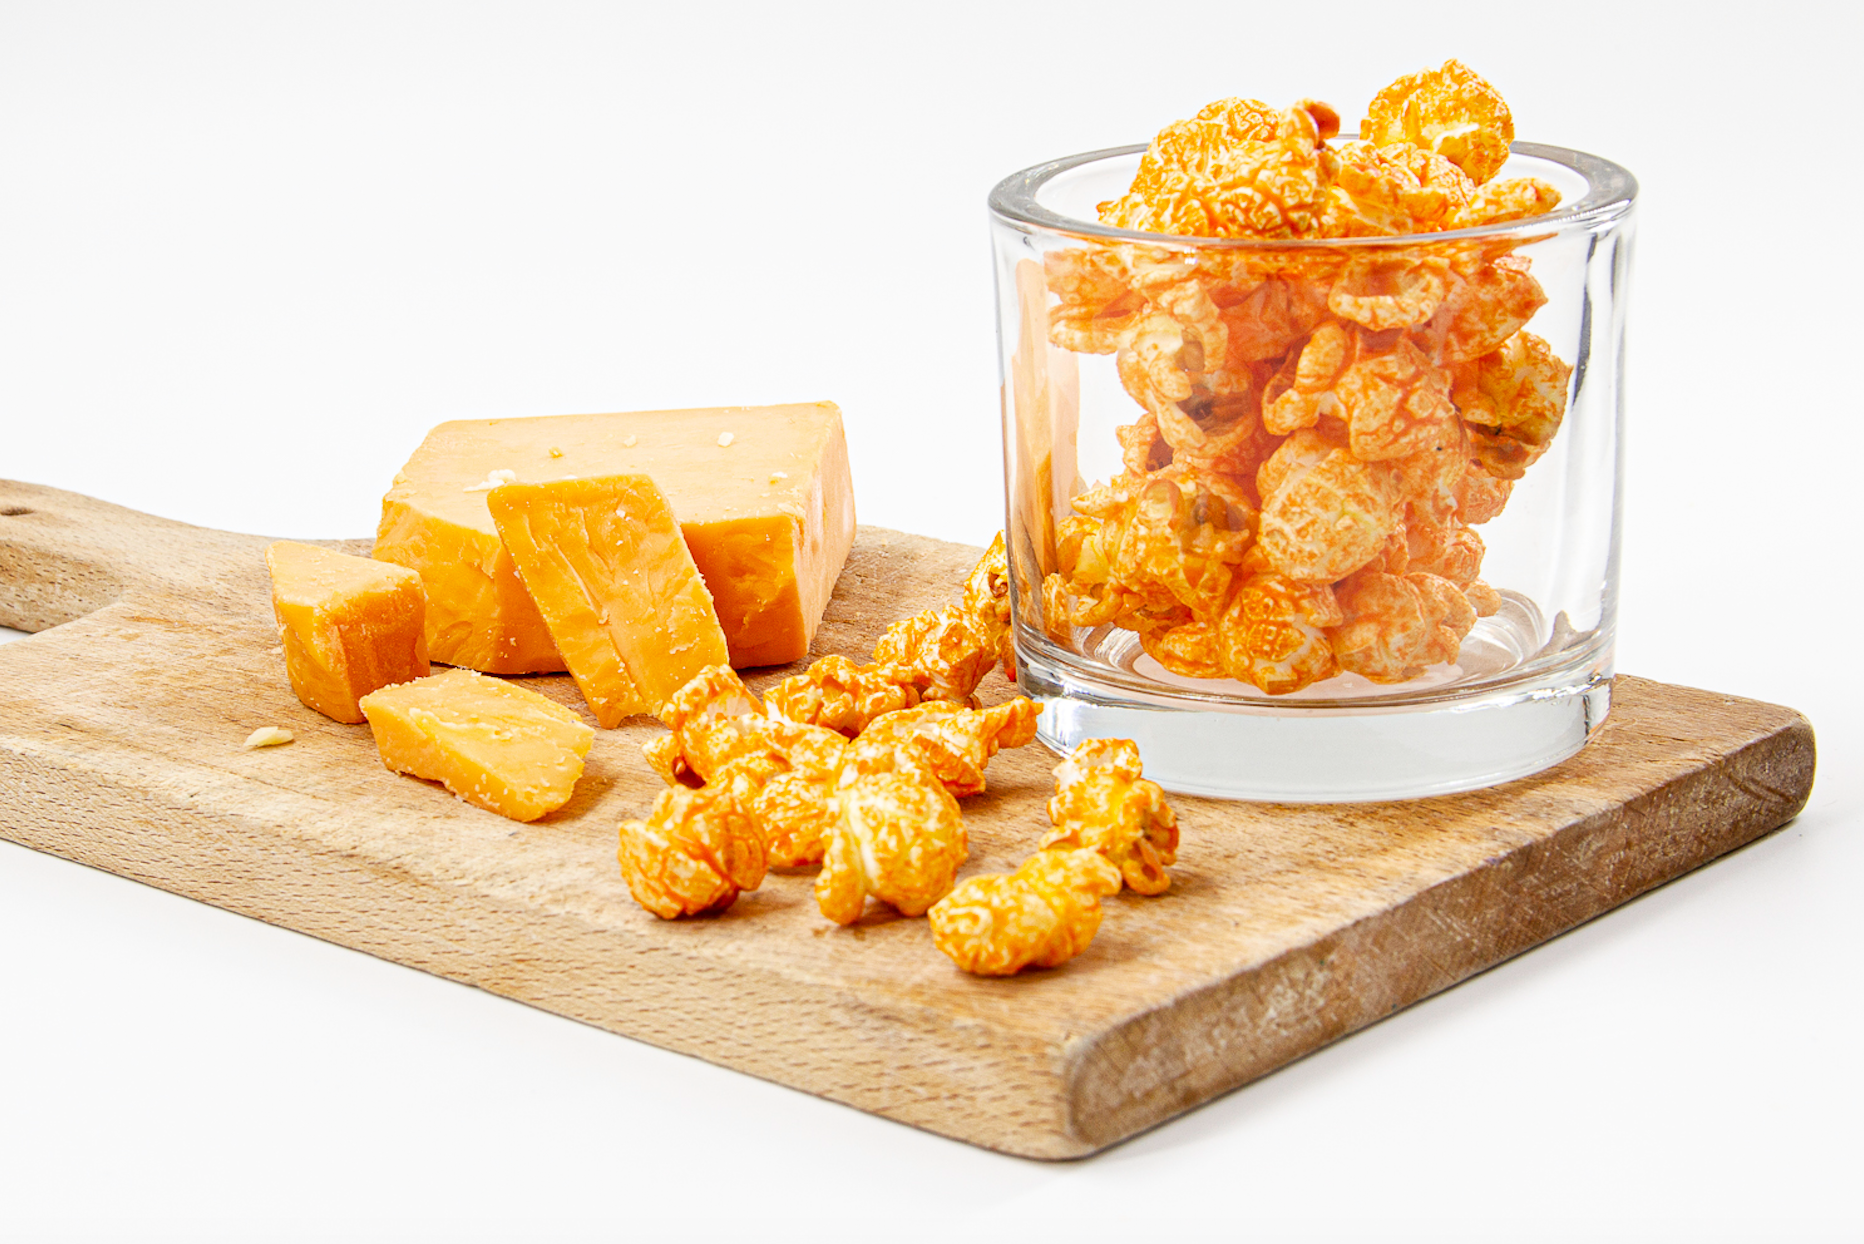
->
0, 480, 1817, 1158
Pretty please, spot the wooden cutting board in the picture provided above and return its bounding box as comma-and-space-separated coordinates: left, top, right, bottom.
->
0, 480, 1816, 1159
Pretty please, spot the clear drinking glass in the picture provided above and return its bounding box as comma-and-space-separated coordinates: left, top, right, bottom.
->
990, 141, 1636, 800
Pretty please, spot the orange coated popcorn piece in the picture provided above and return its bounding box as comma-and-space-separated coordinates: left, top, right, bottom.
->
1428, 255, 1547, 363
1140, 617, 1225, 679
1263, 321, 1350, 434
1100, 103, 1340, 240
1454, 330, 1571, 480
1044, 245, 1143, 355
1462, 177, 1562, 227
1215, 276, 1332, 363
1331, 569, 1477, 683
1388, 407, 1472, 512
962, 531, 1015, 677
1325, 140, 1476, 237
646, 664, 770, 786
1077, 466, 1258, 618
871, 605, 996, 707
816, 740, 967, 924
1361, 59, 1515, 185
865, 536, 1019, 707
856, 698, 1039, 798
927, 849, 1121, 976
764, 653, 920, 738
1455, 468, 1513, 525
1328, 255, 1450, 331
1255, 429, 1401, 582
618, 770, 768, 919
737, 722, 849, 868
644, 664, 850, 865
1039, 739, 1179, 894
1216, 572, 1344, 694
1196, 95, 1336, 146
1330, 335, 1461, 462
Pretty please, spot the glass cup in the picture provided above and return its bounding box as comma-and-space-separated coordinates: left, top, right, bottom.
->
989, 141, 1637, 801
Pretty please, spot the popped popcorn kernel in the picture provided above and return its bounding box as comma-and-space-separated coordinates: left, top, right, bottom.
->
764, 653, 920, 738
871, 606, 997, 707
928, 849, 1121, 976
1216, 572, 1344, 694
647, 664, 768, 784
1455, 330, 1571, 480
1256, 428, 1401, 582
1099, 102, 1342, 240
816, 740, 967, 924
1331, 569, 1477, 683
1361, 59, 1515, 185
1040, 739, 1179, 894
855, 697, 1039, 798
617, 770, 768, 919
1325, 140, 1476, 237
962, 531, 1015, 677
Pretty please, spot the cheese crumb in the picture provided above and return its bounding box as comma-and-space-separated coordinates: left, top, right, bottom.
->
717, 432, 736, 448
548, 446, 564, 458
769, 470, 789, 483
244, 726, 294, 749
623, 434, 639, 448
464, 468, 519, 492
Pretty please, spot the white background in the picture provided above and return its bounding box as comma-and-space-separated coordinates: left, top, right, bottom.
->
3, 1, 1860, 1238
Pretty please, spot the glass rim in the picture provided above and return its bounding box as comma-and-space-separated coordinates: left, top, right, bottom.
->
987, 138, 1638, 248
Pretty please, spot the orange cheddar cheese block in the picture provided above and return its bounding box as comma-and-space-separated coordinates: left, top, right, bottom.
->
486, 474, 731, 727
357, 668, 594, 822
265, 540, 430, 724
373, 403, 856, 674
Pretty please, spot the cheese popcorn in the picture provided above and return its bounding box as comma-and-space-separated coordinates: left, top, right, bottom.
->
767, 536, 1018, 736
1039, 739, 1179, 895
618, 769, 768, 919
928, 849, 1122, 976
764, 653, 920, 738
855, 697, 1040, 798
1033, 61, 1570, 694
815, 739, 968, 925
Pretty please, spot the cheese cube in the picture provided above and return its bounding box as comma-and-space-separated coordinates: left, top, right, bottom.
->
373, 403, 856, 673
357, 668, 594, 822
265, 540, 430, 724
486, 474, 731, 727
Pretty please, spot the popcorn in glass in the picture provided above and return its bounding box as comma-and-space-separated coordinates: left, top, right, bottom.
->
991, 65, 1636, 800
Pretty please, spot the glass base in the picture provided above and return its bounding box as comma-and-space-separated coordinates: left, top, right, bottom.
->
1017, 643, 1613, 803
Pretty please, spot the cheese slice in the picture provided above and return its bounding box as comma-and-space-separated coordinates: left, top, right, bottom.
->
357, 668, 594, 822
486, 474, 731, 727
373, 403, 856, 673
265, 540, 430, 724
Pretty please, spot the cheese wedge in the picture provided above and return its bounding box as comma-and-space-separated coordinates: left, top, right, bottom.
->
265, 540, 430, 724
358, 668, 594, 822
486, 474, 731, 727
373, 403, 856, 673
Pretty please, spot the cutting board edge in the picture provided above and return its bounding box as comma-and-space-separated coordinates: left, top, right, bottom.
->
1056, 702, 1816, 1152
0, 735, 1115, 1159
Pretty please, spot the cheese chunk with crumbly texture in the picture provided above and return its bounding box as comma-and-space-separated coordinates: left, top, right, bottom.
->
265, 540, 430, 724
486, 474, 731, 727
373, 403, 856, 673
358, 668, 593, 822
